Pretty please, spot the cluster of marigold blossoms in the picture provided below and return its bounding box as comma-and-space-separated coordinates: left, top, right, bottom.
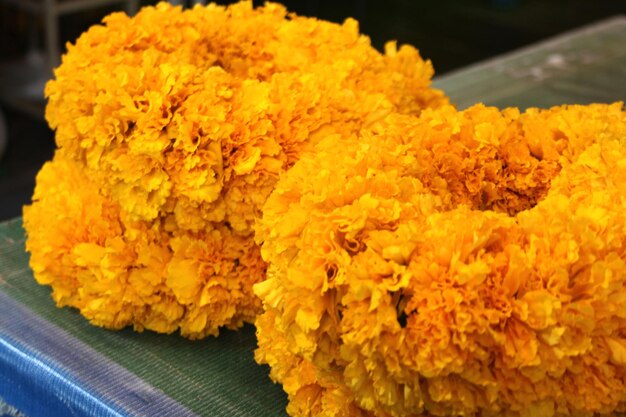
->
23, 1, 445, 338
23, 1, 626, 416
255, 103, 626, 417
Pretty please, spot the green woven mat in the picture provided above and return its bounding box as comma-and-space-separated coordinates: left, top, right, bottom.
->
433, 16, 626, 109
0, 16, 624, 417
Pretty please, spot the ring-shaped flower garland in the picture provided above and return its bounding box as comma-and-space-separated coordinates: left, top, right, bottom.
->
255, 102, 626, 417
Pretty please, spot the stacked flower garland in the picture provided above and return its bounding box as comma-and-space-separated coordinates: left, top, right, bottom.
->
24, 1, 445, 338
24, 1, 626, 416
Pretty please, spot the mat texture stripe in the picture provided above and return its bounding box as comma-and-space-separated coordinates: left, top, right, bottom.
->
0, 292, 197, 417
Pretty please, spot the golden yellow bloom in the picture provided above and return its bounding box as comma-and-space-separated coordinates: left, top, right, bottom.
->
23, 157, 266, 337
255, 103, 626, 416
25, 1, 445, 337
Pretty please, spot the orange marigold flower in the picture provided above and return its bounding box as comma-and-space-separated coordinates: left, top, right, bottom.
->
255, 102, 626, 416
23, 157, 265, 338
24, 1, 445, 338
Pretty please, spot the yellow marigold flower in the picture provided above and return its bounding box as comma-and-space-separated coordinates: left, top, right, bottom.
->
255, 103, 626, 416
24, 157, 265, 338
25, 1, 445, 337
45, 2, 445, 232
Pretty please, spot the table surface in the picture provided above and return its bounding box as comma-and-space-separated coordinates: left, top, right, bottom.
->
1, 16, 625, 417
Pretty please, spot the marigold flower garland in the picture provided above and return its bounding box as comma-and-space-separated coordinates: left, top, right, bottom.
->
23, 1, 445, 338
254, 102, 626, 417
23, 1, 626, 415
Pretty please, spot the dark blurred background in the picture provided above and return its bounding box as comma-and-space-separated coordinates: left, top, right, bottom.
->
0, 0, 624, 221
